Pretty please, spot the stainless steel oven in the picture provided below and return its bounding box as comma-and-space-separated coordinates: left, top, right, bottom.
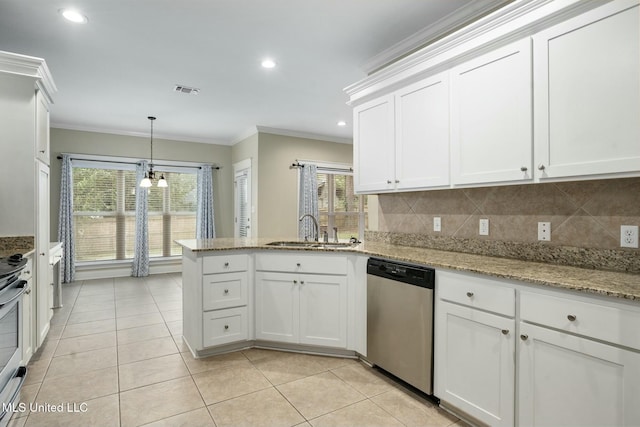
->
0, 255, 28, 427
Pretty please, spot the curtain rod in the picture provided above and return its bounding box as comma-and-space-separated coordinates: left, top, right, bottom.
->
291, 160, 353, 173
56, 155, 220, 170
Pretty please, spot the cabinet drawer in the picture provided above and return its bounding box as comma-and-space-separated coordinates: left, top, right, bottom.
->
256, 253, 347, 275
203, 306, 248, 347
437, 270, 515, 317
520, 291, 640, 350
202, 254, 248, 274
203, 272, 247, 311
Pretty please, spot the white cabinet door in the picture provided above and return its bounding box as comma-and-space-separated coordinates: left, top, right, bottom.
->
518, 322, 640, 426
395, 72, 450, 190
255, 272, 298, 344
353, 94, 395, 193
533, 0, 640, 180
36, 161, 51, 348
298, 274, 347, 348
435, 300, 515, 427
451, 38, 532, 186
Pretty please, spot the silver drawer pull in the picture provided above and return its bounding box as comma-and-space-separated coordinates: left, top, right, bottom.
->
224, 325, 229, 330
567, 314, 577, 322
520, 334, 528, 341
296, 263, 301, 267
466, 292, 474, 298
224, 289, 229, 295
501, 329, 509, 335
520, 166, 528, 172
224, 262, 229, 267
300, 280, 304, 285
293, 280, 298, 284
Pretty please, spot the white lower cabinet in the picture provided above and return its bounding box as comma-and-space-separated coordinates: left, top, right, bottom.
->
203, 306, 248, 347
255, 271, 347, 349
518, 322, 640, 427
435, 269, 640, 426
435, 271, 515, 426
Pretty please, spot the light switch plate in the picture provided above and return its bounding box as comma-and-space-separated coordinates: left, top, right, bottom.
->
479, 219, 489, 236
538, 222, 551, 241
433, 217, 441, 232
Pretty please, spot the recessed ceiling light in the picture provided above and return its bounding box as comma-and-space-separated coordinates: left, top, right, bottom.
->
60, 8, 88, 23
337, 121, 347, 127
261, 59, 276, 69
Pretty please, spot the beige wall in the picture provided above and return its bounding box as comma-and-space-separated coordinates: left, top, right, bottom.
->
375, 177, 640, 250
231, 132, 353, 239
50, 128, 234, 240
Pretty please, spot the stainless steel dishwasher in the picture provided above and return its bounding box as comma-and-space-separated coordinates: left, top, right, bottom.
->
366, 257, 435, 395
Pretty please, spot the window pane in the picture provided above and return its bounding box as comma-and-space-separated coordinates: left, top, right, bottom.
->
334, 175, 359, 213
73, 164, 199, 262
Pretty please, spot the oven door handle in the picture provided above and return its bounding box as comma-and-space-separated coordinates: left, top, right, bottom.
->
0, 280, 27, 307
0, 366, 27, 422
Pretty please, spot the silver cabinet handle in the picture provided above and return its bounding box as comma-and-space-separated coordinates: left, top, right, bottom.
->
40, 253, 45, 256
24, 270, 30, 275
224, 262, 229, 267
520, 166, 528, 172
538, 164, 546, 171
466, 292, 474, 298
293, 280, 298, 284
296, 263, 301, 267
567, 314, 577, 322
300, 280, 305, 285
501, 329, 509, 335
395, 179, 400, 184
520, 334, 528, 341
25, 288, 31, 295
386, 180, 392, 184
224, 289, 229, 295
224, 325, 229, 330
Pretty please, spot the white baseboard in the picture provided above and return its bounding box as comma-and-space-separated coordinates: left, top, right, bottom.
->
74, 258, 181, 281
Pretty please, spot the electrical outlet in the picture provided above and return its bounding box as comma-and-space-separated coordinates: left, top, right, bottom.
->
620, 225, 638, 248
433, 217, 441, 232
479, 218, 489, 236
538, 222, 551, 241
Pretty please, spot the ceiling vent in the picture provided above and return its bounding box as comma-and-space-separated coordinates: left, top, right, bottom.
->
173, 85, 200, 95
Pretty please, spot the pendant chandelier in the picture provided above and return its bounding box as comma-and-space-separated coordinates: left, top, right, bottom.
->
140, 116, 167, 188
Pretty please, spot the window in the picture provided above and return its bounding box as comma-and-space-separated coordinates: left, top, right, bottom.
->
316, 170, 367, 240
72, 163, 197, 262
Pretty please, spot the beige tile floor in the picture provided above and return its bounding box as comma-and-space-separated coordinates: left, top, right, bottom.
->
9, 273, 468, 427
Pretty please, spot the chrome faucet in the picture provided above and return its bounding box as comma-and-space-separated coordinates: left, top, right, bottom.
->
298, 214, 319, 242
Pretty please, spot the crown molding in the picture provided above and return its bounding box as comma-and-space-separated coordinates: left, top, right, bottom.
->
51, 122, 230, 146
362, 0, 511, 74
0, 50, 57, 102
345, 0, 608, 105
231, 126, 259, 145
255, 126, 352, 145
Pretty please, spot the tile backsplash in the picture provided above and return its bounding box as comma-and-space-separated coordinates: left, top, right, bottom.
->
371, 177, 640, 273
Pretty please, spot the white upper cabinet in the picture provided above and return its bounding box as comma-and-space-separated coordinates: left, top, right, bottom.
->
35, 89, 50, 165
395, 73, 450, 190
353, 94, 395, 193
533, 0, 640, 180
450, 38, 532, 186
353, 72, 450, 193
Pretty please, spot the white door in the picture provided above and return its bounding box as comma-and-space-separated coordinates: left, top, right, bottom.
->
233, 160, 252, 238
518, 322, 640, 426
298, 274, 347, 348
36, 161, 51, 348
533, 0, 640, 179
451, 38, 532, 186
254, 272, 298, 344
353, 94, 395, 193
436, 301, 515, 427
395, 72, 450, 190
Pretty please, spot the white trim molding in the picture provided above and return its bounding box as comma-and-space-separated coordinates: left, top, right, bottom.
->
0, 50, 57, 103
345, 0, 612, 105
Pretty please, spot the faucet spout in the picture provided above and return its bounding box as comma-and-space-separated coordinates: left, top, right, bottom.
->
298, 214, 319, 242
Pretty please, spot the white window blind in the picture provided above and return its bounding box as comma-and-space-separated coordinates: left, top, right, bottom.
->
315, 165, 367, 240
236, 171, 249, 237
72, 165, 197, 262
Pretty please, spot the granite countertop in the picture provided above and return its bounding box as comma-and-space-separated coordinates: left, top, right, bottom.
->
0, 236, 35, 258
176, 238, 640, 302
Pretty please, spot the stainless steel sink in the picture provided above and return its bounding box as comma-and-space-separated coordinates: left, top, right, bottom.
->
265, 241, 358, 249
